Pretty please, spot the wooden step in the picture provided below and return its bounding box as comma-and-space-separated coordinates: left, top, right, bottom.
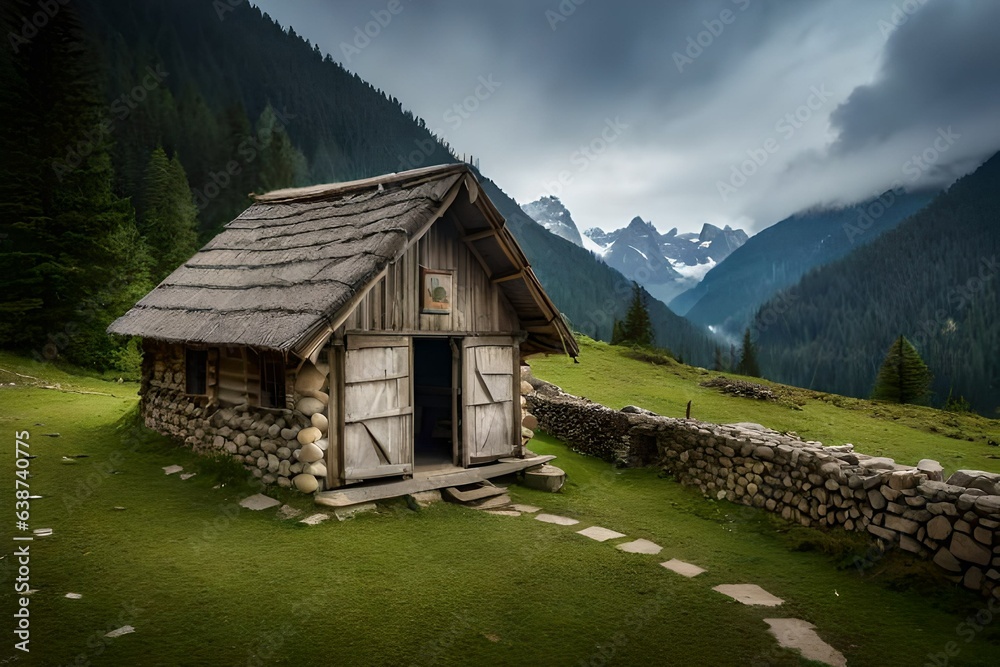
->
314, 455, 556, 507
442, 483, 507, 503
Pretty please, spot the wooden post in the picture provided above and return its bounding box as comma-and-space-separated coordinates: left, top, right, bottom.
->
686, 400, 692, 419
326, 335, 345, 489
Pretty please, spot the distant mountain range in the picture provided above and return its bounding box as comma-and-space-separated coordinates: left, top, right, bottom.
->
521, 196, 748, 305
670, 189, 936, 337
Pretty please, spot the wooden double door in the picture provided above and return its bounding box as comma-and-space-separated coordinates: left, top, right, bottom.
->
340, 335, 520, 482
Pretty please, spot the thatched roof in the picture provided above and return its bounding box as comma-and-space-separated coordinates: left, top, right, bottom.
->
108, 164, 578, 358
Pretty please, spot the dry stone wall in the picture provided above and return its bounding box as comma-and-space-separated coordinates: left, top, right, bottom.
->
142, 349, 541, 495
526, 379, 1000, 600
141, 344, 332, 492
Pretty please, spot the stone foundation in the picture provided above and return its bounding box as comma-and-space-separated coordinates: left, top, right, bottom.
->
141, 348, 540, 494
527, 378, 1000, 599
141, 343, 331, 492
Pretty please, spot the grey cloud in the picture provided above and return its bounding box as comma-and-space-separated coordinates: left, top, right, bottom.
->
252, 0, 999, 236
831, 0, 1000, 159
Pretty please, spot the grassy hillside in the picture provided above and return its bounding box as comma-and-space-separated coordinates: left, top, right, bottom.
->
529, 337, 1000, 477
2, 351, 1000, 666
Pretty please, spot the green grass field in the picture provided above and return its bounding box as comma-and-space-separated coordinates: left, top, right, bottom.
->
529, 337, 1000, 477
1, 349, 999, 666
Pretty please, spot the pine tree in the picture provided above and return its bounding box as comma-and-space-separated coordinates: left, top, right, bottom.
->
139, 147, 199, 282
0, 1, 149, 368
738, 328, 761, 377
256, 104, 308, 192
872, 335, 933, 404
619, 282, 654, 347
611, 319, 626, 346
713, 346, 725, 372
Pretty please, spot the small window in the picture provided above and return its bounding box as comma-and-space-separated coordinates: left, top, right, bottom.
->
260, 354, 286, 409
186, 349, 208, 395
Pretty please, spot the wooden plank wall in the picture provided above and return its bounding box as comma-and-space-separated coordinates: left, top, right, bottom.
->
343, 218, 519, 334
217, 347, 246, 406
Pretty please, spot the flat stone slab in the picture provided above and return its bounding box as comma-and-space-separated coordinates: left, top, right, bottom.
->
408, 490, 442, 508
65, 593, 82, 599
179, 473, 196, 480
485, 510, 522, 517
713, 584, 784, 606
535, 513, 579, 526
511, 504, 541, 513
33, 528, 53, 537
239, 494, 282, 511
764, 618, 846, 667
162, 465, 183, 475
660, 559, 706, 578
277, 505, 303, 520
576, 526, 627, 542
616, 539, 663, 555
105, 625, 135, 639
469, 494, 512, 510
334, 502, 377, 521
300, 513, 330, 526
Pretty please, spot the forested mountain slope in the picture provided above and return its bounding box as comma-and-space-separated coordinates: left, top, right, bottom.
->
0, 0, 715, 367
671, 191, 935, 335
754, 153, 1000, 415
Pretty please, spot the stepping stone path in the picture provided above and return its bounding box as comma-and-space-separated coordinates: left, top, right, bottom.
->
239, 494, 282, 511
105, 626, 135, 639
277, 505, 303, 520
33, 528, 52, 537
334, 502, 376, 521
713, 584, 784, 607
179, 473, 196, 480
616, 538, 662, 555
503, 501, 844, 666
660, 559, 705, 578
576, 526, 626, 542
300, 513, 330, 526
535, 513, 579, 526
65, 593, 82, 599
162, 465, 183, 475
764, 619, 847, 667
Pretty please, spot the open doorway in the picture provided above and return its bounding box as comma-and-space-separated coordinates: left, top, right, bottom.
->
413, 338, 456, 470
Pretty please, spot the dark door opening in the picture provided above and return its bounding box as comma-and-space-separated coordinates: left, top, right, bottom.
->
413, 338, 455, 468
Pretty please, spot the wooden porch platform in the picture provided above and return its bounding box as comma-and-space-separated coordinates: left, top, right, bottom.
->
314, 455, 556, 507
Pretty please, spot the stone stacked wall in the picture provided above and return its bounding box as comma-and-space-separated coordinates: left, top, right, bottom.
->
526, 379, 1000, 599
141, 347, 541, 494
141, 344, 332, 492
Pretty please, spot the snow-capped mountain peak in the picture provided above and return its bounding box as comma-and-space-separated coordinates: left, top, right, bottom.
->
520, 196, 583, 246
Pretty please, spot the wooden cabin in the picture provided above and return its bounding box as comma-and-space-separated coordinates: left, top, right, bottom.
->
108, 164, 578, 499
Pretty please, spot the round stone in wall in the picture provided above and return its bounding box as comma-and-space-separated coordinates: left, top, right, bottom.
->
294, 363, 326, 393
297, 427, 322, 445
304, 461, 327, 477
311, 413, 329, 434
293, 473, 319, 493
296, 397, 325, 417
299, 442, 324, 463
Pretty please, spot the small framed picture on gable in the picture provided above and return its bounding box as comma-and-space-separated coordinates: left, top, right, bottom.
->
421, 268, 453, 314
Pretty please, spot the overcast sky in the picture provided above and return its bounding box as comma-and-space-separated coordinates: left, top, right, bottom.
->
252, 0, 1000, 236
